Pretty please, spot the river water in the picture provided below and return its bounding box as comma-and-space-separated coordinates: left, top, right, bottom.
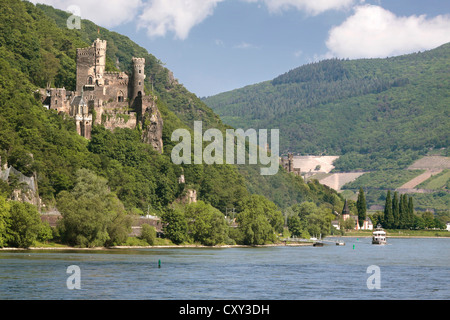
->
0, 237, 448, 300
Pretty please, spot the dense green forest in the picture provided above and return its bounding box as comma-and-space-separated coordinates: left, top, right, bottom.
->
203, 47, 450, 171
0, 0, 344, 248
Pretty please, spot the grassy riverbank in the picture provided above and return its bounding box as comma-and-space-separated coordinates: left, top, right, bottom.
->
2, 230, 449, 250
343, 229, 450, 238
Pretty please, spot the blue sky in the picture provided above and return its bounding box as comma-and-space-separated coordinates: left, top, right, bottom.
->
31, 0, 450, 97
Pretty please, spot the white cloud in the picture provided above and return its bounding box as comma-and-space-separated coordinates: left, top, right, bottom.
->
29, 0, 143, 28
244, 0, 357, 15
234, 41, 260, 49
294, 49, 303, 57
214, 39, 225, 47
137, 0, 224, 40
326, 5, 450, 59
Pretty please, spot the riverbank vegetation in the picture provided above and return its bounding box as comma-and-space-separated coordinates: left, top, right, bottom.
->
344, 229, 450, 238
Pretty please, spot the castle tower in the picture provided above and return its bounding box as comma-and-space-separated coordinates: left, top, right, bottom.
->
50, 88, 67, 113
76, 39, 107, 93
131, 57, 146, 101
93, 38, 107, 82
288, 153, 294, 172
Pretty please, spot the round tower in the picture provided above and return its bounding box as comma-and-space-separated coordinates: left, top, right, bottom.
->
131, 57, 146, 101
93, 38, 107, 80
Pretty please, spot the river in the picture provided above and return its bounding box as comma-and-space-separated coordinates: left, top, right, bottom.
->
0, 237, 449, 300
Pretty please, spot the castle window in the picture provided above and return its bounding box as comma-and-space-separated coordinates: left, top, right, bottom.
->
88, 77, 93, 85
118, 91, 124, 102
139, 70, 142, 74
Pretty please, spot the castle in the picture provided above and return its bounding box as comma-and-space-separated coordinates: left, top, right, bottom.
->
40, 39, 163, 153
280, 153, 301, 177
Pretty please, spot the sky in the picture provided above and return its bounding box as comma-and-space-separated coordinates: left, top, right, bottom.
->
30, 0, 450, 97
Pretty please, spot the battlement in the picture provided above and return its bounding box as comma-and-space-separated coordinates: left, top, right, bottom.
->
132, 57, 145, 63
77, 47, 94, 56
104, 71, 129, 79
93, 38, 107, 48
132, 57, 145, 68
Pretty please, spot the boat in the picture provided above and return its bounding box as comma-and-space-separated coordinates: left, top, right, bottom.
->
372, 225, 387, 245
313, 242, 323, 247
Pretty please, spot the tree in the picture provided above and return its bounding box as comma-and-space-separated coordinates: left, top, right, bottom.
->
8, 201, 42, 248
356, 187, 366, 228
370, 211, 384, 229
37, 221, 53, 244
399, 194, 411, 229
412, 215, 425, 230
392, 192, 400, 229
384, 191, 394, 228
235, 195, 283, 245
287, 215, 303, 237
106, 198, 132, 247
57, 169, 131, 247
407, 196, 414, 229
288, 201, 334, 237
342, 216, 356, 231
161, 208, 187, 245
184, 201, 228, 246
398, 194, 406, 229
0, 196, 11, 247
421, 211, 435, 229
140, 223, 156, 245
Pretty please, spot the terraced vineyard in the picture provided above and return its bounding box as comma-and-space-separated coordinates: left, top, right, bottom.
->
339, 155, 450, 212
416, 169, 450, 190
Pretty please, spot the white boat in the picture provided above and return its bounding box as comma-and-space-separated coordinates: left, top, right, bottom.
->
372, 225, 387, 245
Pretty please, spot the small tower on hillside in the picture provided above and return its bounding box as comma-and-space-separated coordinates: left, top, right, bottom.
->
341, 199, 350, 221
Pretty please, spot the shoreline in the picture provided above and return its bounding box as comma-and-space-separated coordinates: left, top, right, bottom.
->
1, 236, 449, 251
0, 242, 314, 251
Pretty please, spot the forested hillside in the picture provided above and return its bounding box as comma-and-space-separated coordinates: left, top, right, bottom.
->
0, 0, 344, 247
203, 47, 450, 171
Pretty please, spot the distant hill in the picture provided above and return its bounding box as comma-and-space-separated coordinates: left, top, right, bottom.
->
203, 46, 450, 172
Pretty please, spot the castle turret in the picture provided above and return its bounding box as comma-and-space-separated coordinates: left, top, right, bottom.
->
93, 38, 107, 81
131, 57, 146, 101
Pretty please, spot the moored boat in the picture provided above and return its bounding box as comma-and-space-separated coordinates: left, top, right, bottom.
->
372, 225, 387, 245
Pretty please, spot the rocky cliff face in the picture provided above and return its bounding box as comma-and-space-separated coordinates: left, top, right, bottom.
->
141, 96, 163, 154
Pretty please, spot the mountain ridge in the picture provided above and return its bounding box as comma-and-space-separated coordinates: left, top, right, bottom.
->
203, 43, 450, 172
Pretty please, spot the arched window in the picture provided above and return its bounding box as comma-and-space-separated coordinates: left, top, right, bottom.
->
117, 91, 124, 102
88, 77, 93, 85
